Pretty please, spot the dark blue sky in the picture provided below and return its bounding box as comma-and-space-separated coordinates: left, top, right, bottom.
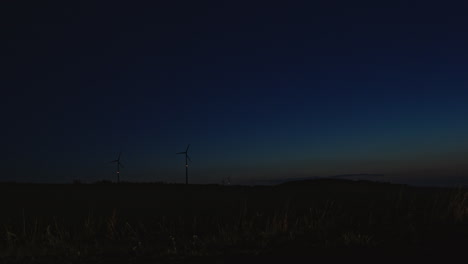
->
3, 1, 468, 185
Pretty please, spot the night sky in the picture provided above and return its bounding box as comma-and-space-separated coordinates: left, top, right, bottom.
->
3, 1, 468, 186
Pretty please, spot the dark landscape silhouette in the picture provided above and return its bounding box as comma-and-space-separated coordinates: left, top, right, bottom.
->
1, 179, 468, 263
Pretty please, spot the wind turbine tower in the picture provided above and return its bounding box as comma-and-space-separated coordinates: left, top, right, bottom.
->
111, 152, 124, 183
177, 144, 191, 184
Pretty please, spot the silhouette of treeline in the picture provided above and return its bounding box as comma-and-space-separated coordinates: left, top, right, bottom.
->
0, 179, 467, 263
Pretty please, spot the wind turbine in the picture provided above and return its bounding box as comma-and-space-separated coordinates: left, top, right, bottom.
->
111, 152, 124, 183
177, 144, 191, 184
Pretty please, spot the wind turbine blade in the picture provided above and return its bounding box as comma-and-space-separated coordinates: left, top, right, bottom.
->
118, 152, 122, 160
176, 152, 186, 154
110, 160, 117, 163
187, 155, 192, 162
186, 144, 190, 152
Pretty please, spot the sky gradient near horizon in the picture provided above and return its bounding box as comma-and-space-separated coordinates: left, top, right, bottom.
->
3, 1, 468, 185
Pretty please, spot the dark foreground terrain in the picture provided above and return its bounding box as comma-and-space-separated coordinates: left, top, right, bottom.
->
1, 179, 468, 263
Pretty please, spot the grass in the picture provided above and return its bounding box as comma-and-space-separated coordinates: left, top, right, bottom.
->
0, 179, 468, 262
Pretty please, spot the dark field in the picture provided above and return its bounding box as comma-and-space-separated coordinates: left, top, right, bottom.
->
1, 179, 468, 263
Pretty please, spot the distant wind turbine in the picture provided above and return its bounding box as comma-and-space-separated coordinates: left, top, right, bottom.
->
111, 152, 124, 183
177, 144, 191, 184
